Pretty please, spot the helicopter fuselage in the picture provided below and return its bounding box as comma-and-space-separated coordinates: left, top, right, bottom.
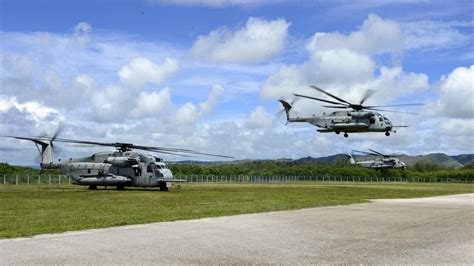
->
355, 157, 406, 169
293, 110, 393, 136
44, 151, 174, 190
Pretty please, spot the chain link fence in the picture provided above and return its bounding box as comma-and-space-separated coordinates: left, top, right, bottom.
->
1, 174, 471, 185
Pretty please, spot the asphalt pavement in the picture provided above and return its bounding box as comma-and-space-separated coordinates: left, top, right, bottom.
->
1, 193, 473, 264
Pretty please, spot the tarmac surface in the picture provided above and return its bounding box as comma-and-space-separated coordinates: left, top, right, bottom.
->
1, 193, 473, 265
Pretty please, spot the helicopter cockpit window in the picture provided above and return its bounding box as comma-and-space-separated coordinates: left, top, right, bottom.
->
379, 117, 383, 122
147, 163, 155, 172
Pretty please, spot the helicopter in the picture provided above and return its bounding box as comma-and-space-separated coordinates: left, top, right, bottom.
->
278, 85, 423, 137
347, 149, 406, 170
5, 130, 232, 191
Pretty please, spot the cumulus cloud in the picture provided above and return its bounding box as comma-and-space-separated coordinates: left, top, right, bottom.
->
402, 20, 472, 50
246, 106, 272, 129
261, 14, 428, 112
190, 17, 290, 63
131, 88, 171, 118
438, 119, 474, 137
74, 22, 92, 46
173, 84, 225, 124
306, 14, 403, 55
118, 57, 179, 87
0, 97, 61, 121
430, 65, 474, 118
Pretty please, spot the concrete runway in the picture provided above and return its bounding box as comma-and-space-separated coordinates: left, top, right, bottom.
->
1, 194, 473, 265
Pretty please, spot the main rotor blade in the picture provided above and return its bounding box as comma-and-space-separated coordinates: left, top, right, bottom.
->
144, 147, 234, 159
367, 149, 386, 157
365, 108, 418, 114
309, 85, 352, 105
153, 150, 193, 158
52, 137, 233, 158
352, 150, 380, 156
360, 89, 376, 105
365, 103, 424, 108
3, 135, 47, 145
293, 93, 349, 106
322, 105, 349, 109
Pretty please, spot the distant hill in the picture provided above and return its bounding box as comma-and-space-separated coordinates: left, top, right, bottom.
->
451, 154, 474, 165
294, 154, 348, 164
396, 153, 464, 169
173, 153, 472, 169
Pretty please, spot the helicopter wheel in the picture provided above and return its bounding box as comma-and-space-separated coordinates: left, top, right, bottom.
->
385, 132, 390, 136
335, 130, 340, 135
159, 182, 169, 192
88, 185, 97, 190
344, 133, 349, 138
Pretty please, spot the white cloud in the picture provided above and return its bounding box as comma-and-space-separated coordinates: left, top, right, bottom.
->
402, 20, 472, 50
190, 17, 290, 63
430, 65, 474, 118
246, 106, 272, 129
438, 118, 474, 137
174, 102, 199, 124
131, 88, 171, 118
173, 84, 225, 124
0, 97, 61, 122
306, 14, 403, 55
74, 22, 92, 46
118, 57, 179, 87
261, 14, 427, 111
199, 84, 224, 115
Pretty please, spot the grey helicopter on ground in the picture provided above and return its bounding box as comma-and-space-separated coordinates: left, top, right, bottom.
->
5, 128, 232, 191
279, 85, 423, 137
347, 149, 406, 170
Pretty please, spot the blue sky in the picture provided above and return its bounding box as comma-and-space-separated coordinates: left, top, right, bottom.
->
1, 0, 473, 164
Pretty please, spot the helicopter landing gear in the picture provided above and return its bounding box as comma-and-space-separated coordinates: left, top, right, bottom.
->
344, 133, 349, 138
88, 185, 97, 190
159, 182, 169, 192
385, 132, 390, 136
116, 185, 125, 190
335, 130, 340, 135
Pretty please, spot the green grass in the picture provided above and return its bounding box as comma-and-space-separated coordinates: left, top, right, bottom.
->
0, 183, 472, 239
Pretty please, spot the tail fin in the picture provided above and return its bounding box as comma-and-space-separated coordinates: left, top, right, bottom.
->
347, 154, 356, 165
278, 100, 293, 121
6, 136, 56, 169
37, 140, 54, 168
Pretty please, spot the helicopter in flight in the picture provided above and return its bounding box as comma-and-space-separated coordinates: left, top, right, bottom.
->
5, 129, 232, 191
279, 85, 423, 137
347, 149, 406, 170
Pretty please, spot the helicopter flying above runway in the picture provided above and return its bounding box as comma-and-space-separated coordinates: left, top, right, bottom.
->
347, 149, 406, 170
5, 129, 232, 191
279, 85, 423, 137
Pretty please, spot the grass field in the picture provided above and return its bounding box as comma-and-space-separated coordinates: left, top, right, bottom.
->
1, 183, 473, 239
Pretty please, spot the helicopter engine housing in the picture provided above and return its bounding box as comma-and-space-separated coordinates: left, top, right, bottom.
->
106, 156, 140, 167
349, 111, 373, 119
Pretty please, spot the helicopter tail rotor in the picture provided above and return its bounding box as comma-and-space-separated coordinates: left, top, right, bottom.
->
4, 124, 65, 170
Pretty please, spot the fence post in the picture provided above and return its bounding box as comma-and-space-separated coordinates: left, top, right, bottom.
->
27, 174, 30, 185
16, 174, 18, 185
69, 176, 71, 184
3, 174, 5, 185
49, 175, 51, 185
